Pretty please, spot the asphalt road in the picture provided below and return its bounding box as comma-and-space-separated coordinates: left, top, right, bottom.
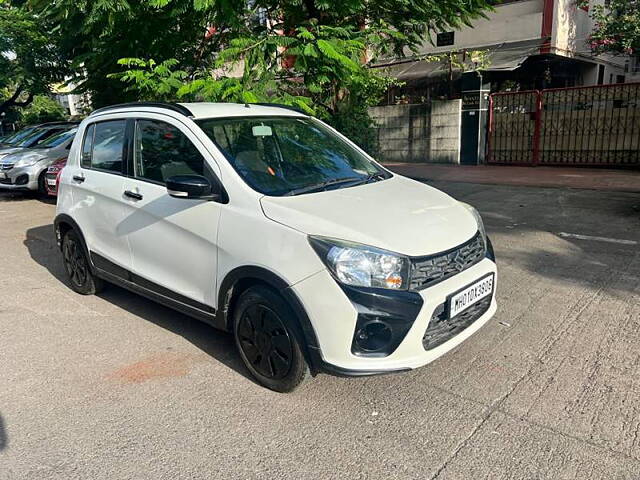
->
1, 182, 639, 479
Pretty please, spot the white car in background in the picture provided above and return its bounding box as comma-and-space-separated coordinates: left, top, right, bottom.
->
0, 128, 77, 194
54, 102, 497, 392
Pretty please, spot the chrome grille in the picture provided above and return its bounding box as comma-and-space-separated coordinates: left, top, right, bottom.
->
422, 296, 491, 350
410, 232, 485, 291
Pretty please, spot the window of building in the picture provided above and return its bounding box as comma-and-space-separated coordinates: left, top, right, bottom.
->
436, 32, 455, 47
597, 65, 605, 85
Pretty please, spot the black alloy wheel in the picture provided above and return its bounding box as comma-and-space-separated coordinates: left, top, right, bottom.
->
61, 230, 104, 295
233, 286, 309, 392
63, 235, 88, 288
237, 304, 294, 379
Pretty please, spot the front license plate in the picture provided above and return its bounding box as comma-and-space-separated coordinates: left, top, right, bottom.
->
448, 273, 494, 318
46, 178, 56, 186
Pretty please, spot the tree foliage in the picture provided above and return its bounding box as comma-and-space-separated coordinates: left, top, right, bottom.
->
31, 0, 495, 150
20, 95, 67, 124
28, 0, 210, 107
588, 0, 640, 55
0, 1, 68, 116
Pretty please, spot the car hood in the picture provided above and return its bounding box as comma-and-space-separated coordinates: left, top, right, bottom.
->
0, 147, 27, 158
259, 175, 478, 257
1, 149, 48, 164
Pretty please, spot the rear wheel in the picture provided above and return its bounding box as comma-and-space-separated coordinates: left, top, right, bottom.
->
61, 229, 104, 295
233, 285, 310, 392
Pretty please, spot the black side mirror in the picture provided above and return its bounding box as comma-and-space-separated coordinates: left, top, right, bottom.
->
166, 175, 220, 200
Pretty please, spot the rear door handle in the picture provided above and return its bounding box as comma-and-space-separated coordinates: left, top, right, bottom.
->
124, 190, 143, 201
72, 175, 85, 183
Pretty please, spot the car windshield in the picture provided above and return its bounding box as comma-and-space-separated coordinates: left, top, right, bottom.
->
10, 128, 60, 148
33, 128, 76, 148
1, 127, 37, 146
197, 116, 389, 196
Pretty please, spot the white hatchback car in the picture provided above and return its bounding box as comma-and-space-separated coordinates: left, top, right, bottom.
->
55, 102, 497, 392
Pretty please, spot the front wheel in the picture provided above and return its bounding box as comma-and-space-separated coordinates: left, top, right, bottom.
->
61, 229, 104, 295
37, 171, 48, 196
233, 286, 310, 392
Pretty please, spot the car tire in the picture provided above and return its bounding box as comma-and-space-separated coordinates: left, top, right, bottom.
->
233, 285, 310, 393
61, 229, 104, 295
37, 171, 47, 196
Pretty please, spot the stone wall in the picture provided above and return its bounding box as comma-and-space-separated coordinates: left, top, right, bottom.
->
369, 100, 461, 164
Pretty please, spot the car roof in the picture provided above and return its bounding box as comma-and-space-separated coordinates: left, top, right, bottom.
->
90, 102, 308, 120
32, 122, 79, 129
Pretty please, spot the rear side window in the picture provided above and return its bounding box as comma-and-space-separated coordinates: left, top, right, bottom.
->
81, 120, 126, 174
133, 119, 208, 184
81, 125, 94, 168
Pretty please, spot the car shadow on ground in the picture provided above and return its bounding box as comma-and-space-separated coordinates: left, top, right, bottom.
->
0, 190, 55, 204
23, 224, 255, 384
0, 414, 7, 451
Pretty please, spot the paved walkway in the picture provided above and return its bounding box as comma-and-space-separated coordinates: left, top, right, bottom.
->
386, 163, 640, 193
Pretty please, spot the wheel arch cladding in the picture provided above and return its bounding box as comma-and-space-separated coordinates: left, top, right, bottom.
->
217, 266, 323, 373
54, 214, 95, 272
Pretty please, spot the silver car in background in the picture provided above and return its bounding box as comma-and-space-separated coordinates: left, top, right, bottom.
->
0, 128, 77, 194
0, 122, 77, 157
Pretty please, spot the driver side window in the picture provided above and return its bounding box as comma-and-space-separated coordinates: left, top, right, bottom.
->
134, 119, 209, 184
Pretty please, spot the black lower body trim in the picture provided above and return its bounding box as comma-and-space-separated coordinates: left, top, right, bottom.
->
96, 268, 218, 325
340, 285, 423, 357
304, 346, 411, 377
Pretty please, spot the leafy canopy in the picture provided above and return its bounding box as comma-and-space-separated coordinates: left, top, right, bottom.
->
110, 0, 493, 115
0, 1, 68, 115
588, 0, 640, 55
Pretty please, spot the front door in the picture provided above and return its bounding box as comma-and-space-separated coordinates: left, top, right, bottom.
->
120, 116, 222, 309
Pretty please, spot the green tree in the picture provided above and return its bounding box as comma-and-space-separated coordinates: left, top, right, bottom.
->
110, 0, 494, 150
29, 0, 211, 108
20, 95, 67, 124
588, 0, 640, 55
0, 2, 68, 116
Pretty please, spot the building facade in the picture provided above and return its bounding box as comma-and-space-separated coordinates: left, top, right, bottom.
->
375, 0, 631, 103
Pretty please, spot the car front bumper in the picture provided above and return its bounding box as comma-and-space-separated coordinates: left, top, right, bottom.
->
292, 254, 498, 375
0, 163, 43, 191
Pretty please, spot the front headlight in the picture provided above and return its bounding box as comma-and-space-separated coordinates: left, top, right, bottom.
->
14, 155, 43, 168
309, 236, 410, 290
460, 202, 487, 245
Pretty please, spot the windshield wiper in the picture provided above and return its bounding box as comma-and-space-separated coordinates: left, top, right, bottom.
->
349, 171, 388, 186
284, 176, 362, 196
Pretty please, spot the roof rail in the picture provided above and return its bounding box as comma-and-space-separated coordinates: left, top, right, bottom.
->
35, 121, 80, 127
90, 102, 193, 117
251, 103, 308, 114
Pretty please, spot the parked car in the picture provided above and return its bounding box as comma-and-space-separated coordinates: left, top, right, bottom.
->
54, 102, 497, 392
0, 127, 77, 194
45, 157, 67, 197
0, 122, 77, 158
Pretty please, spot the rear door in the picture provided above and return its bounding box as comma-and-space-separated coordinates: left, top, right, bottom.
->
67, 119, 132, 273
121, 115, 222, 309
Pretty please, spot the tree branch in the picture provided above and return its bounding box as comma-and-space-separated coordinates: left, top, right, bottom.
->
0, 85, 25, 113
13, 92, 35, 108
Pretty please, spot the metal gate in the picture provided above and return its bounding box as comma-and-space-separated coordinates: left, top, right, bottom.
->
488, 83, 640, 166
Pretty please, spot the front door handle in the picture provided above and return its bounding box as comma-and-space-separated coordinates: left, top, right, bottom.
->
124, 190, 143, 201
72, 175, 85, 183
